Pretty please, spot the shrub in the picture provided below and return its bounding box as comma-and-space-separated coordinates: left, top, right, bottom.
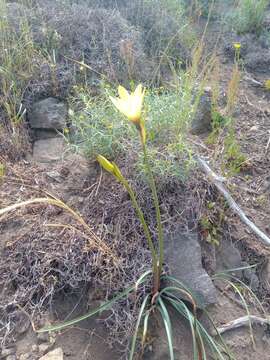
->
120, 0, 196, 78
68, 46, 205, 184
228, 0, 269, 35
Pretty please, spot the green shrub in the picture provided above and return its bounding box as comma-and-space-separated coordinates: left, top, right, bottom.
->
120, 0, 196, 75
69, 70, 202, 183
229, 0, 269, 35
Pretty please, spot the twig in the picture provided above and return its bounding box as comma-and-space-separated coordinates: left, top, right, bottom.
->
196, 156, 270, 246
216, 315, 270, 335
265, 130, 270, 154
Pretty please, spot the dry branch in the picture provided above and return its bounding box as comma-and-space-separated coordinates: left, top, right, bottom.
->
196, 156, 270, 246
216, 315, 270, 335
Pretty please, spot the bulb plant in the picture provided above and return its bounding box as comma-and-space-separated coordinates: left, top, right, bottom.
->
38, 84, 233, 360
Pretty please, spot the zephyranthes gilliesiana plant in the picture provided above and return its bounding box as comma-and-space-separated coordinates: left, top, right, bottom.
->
37, 84, 234, 360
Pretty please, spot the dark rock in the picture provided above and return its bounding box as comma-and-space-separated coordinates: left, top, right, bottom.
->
29, 98, 67, 130
32, 138, 66, 163
216, 242, 243, 276
216, 241, 259, 290
37, 332, 50, 344
64, 154, 96, 193
33, 129, 61, 141
245, 50, 270, 73
190, 87, 212, 135
164, 232, 217, 308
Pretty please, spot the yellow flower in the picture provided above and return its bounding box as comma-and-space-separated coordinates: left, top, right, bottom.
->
96, 155, 123, 181
109, 84, 145, 124
233, 42, 241, 50
97, 155, 115, 174
264, 79, 270, 90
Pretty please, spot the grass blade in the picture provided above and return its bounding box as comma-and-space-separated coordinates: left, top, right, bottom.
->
157, 297, 174, 360
213, 275, 255, 346
165, 294, 230, 360
37, 271, 150, 333
37, 285, 135, 333
129, 294, 150, 360
163, 292, 201, 360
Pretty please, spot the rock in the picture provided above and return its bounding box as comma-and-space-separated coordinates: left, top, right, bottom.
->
1, 348, 16, 358
32, 345, 38, 352
38, 348, 63, 360
13, 311, 30, 335
216, 242, 243, 276
245, 50, 270, 74
38, 343, 52, 355
32, 138, 66, 163
37, 332, 55, 346
164, 232, 217, 308
64, 154, 97, 193
29, 98, 67, 130
6, 356, 16, 360
19, 354, 31, 360
190, 87, 212, 135
34, 129, 61, 141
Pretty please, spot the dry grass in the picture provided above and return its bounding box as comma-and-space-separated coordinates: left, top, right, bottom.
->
0, 152, 208, 350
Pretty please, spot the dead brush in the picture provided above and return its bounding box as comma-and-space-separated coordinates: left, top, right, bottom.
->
0, 196, 118, 263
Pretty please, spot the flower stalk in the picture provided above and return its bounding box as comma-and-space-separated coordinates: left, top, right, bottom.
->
100, 84, 164, 294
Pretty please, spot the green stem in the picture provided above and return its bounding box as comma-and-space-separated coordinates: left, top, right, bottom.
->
120, 177, 159, 282
142, 143, 164, 278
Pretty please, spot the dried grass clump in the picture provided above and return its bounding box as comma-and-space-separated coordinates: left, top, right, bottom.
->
120, 0, 195, 72
34, 4, 152, 83
0, 155, 205, 350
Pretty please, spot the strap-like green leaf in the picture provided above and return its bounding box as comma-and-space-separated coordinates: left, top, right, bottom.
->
157, 297, 174, 360
129, 294, 150, 360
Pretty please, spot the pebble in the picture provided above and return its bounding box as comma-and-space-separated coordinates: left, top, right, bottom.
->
38, 348, 63, 360
38, 343, 52, 354
19, 354, 31, 360
37, 332, 50, 344
1, 348, 16, 357
32, 345, 38, 352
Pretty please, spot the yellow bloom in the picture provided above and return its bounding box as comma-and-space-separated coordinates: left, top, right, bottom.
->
264, 79, 270, 90
109, 84, 145, 124
96, 155, 123, 180
233, 42, 241, 50
97, 155, 114, 174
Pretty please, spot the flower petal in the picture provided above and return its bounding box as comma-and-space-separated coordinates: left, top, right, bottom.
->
134, 84, 143, 97
97, 155, 114, 173
118, 85, 130, 100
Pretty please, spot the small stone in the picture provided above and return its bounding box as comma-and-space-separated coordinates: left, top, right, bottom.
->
6, 356, 16, 360
37, 332, 50, 344
1, 348, 16, 357
249, 125, 259, 132
29, 98, 67, 130
38, 348, 63, 360
32, 345, 38, 352
190, 87, 212, 135
19, 354, 31, 360
32, 138, 66, 163
38, 343, 52, 354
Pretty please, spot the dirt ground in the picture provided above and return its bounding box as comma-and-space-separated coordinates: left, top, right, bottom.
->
1, 7, 270, 360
